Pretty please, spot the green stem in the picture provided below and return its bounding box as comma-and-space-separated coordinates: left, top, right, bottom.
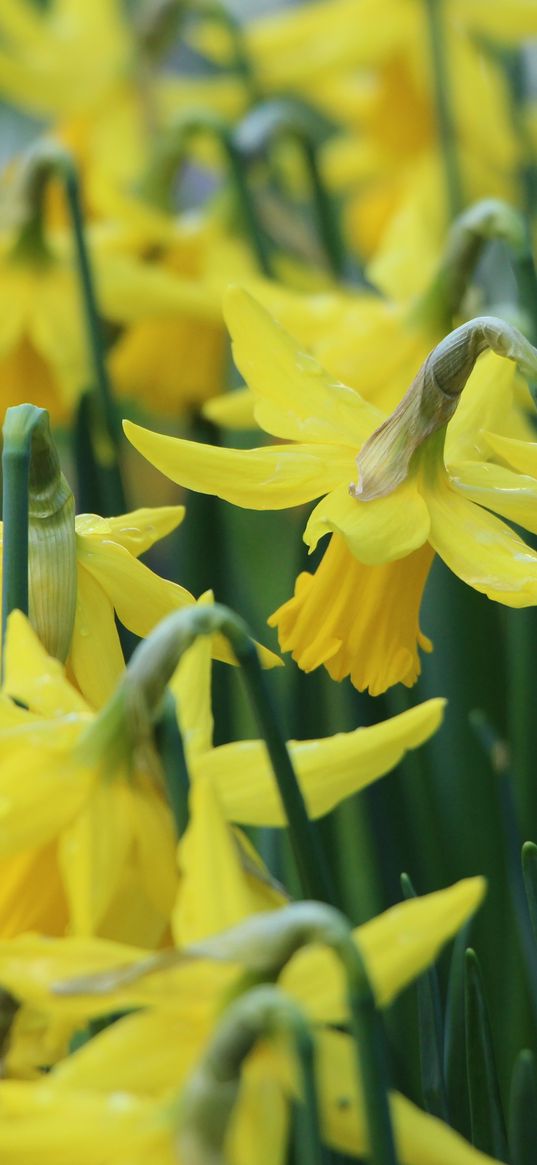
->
1, 405, 52, 673
424, 0, 464, 219
400, 873, 449, 1121
139, 115, 272, 275
120, 603, 335, 904
154, 688, 190, 839
60, 162, 127, 515
464, 949, 509, 1161
339, 937, 399, 1165
509, 1049, 537, 1165
236, 100, 347, 278
470, 711, 537, 1027
292, 1024, 325, 1165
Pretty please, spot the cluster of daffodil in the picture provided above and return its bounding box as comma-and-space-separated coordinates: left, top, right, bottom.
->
0, 1, 537, 1164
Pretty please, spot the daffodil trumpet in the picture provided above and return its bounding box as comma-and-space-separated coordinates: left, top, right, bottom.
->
1, 404, 76, 669
113, 602, 333, 903
138, 112, 272, 274
13, 142, 126, 514
178, 985, 323, 1165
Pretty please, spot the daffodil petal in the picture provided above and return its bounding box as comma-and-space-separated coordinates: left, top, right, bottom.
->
77, 536, 195, 636
69, 565, 126, 709
0, 748, 92, 857
3, 610, 90, 716
450, 460, 537, 535
0, 845, 67, 939
314, 1029, 500, 1165
94, 252, 221, 323
0, 1079, 164, 1163
482, 431, 537, 477
202, 386, 257, 429
304, 478, 431, 563
58, 779, 133, 935
82, 506, 185, 557
428, 472, 537, 607
283, 877, 485, 1020
223, 286, 381, 445
124, 420, 352, 509
52, 1005, 212, 1095
127, 776, 178, 922
174, 776, 283, 946
203, 698, 444, 826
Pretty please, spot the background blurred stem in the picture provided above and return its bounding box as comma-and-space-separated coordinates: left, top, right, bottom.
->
424, 0, 464, 218
61, 162, 127, 515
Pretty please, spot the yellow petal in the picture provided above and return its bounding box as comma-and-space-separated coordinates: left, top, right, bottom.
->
94, 251, 221, 324
69, 564, 126, 709
283, 877, 486, 1019
127, 776, 178, 923
3, 610, 90, 717
78, 506, 185, 558
0, 748, 92, 857
203, 386, 258, 429
270, 534, 433, 696
450, 460, 537, 536
173, 775, 283, 946
0, 1079, 167, 1164
452, 0, 537, 42
203, 698, 444, 826
223, 286, 381, 446
482, 431, 537, 478
0, 844, 67, 939
124, 420, 353, 510
428, 471, 537, 607
77, 536, 196, 637
52, 1005, 212, 1095
58, 778, 133, 935
314, 1028, 500, 1165
304, 478, 430, 563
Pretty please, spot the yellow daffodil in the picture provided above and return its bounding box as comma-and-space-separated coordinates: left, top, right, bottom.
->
1, 502, 216, 709
0, 196, 228, 423
0, 876, 484, 1077
0, 882, 491, 1164
125, 288, 537, 695
0, 599, 278, 944
168, 605, 443, 945
0, 610, 178, 945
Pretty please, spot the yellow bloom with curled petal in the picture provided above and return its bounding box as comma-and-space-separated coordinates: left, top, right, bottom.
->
0, 503, 255, 710
0, 876, 484, 1074
168, 603, 444, 946
0, 611, 178, 945
0, 601, 278, 943
125, 288, 537, 696
0, 1020, 502, 1165
0, 207, 223, 423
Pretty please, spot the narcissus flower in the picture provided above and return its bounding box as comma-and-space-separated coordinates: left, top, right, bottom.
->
0, 502, 253, 710
0, 202, 221, 422
125, 288, 537, 695
0, 611, 179, 944
0, 877, 484, 1078
169, 606, 444, 944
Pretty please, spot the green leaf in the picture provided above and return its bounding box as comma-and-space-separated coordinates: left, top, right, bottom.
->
509, 1049, 537, 1165
464, 948, 509, 1161
400, 873, 449, 1121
